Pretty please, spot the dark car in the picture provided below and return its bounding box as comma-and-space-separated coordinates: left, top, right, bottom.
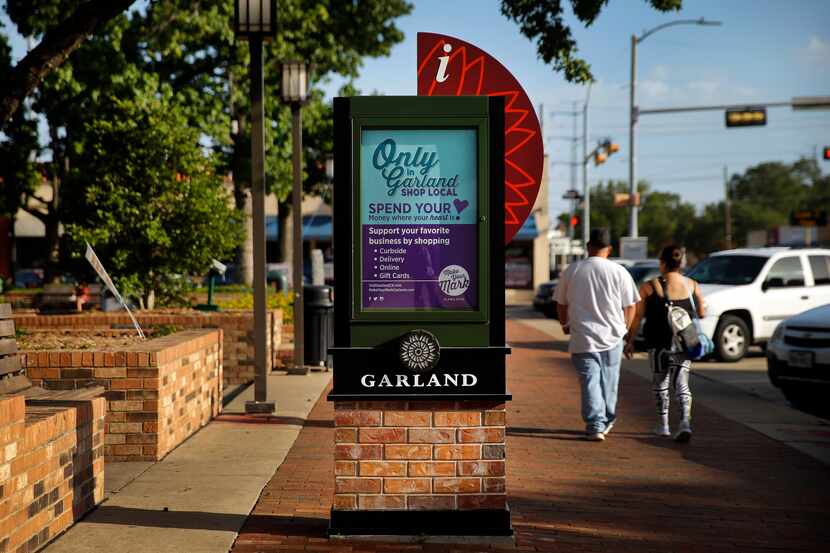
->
533, 280, 559, 319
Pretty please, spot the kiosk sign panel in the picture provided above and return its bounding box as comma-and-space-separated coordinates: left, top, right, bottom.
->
329, 95, 508, 400
361, 129, 478, 311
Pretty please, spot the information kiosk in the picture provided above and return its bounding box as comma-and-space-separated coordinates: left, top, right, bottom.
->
328, 96, 511, 537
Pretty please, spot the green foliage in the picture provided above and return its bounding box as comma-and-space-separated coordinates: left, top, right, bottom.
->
215, 289, 294, 322
501, 0, 681, 82
579, 158, 829, 257
63, 71, 243, 308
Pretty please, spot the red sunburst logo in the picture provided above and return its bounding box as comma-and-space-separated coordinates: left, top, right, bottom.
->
417, 32, 544, 244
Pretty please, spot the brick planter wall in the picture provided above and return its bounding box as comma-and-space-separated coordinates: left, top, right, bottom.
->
13, 310, 281, 385
0, 395, 106, 553
332, 401, 507, 512
19, 329, 222, 462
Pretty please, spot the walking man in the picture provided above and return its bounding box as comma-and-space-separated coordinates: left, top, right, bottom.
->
555, 229, 639, 441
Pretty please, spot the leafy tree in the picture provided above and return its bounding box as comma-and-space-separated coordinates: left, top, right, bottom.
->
128, 0, 412, 279
63, 71, 243, 308
0, 0, 137, 128
501, 0, 682, 82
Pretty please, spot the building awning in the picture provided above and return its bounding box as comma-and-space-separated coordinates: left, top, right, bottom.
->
266, 214, 333, 241
513, 216, 539, 241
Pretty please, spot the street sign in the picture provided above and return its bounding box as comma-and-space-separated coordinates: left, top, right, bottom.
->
725, 107, 766, 127
550, 237, 571, 255
790, 209, 828, 227
613, 192, 641, 207
619, 236, 648, 260
562, 189, 581, 200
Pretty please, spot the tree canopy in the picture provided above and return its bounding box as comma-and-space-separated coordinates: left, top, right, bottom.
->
501, 0, 682, 82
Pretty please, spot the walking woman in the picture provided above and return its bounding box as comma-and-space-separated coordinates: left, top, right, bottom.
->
625, 245, 705, 442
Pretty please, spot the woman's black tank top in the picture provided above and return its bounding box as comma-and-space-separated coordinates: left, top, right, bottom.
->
643, 277, 696, 351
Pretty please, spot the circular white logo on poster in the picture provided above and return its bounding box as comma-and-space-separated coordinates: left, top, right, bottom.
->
438, 265, 470, 297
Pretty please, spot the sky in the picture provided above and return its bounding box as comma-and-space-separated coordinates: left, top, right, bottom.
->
318, 0, 830, 218
3, 0, 829, 221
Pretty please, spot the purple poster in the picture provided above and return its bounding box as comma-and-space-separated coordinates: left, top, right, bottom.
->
360, 129, 478, 310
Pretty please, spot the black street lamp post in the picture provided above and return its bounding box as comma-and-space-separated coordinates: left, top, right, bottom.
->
281, 61, 310, 372
235, 0, 277, 414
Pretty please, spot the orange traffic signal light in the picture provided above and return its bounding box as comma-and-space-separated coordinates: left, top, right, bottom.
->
725, 107, 766, 128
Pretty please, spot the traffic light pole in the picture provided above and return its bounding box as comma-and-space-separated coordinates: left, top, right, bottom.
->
582, 90, 590, 254
628, 34, 638, 239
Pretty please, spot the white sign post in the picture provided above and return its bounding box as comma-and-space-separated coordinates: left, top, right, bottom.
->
620, 236, 648, 261
84, 243, 145, 339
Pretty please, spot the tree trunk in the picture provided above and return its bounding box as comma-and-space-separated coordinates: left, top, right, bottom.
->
278, 199, 292, 264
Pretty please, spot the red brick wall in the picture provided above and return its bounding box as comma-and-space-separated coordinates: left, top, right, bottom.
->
0, 395, 106, 553
19, 329, 222, 462
13, 310, 281, 385
332, 401, 507, 512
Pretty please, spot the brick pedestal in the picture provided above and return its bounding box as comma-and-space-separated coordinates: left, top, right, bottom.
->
330, 400, 510, 536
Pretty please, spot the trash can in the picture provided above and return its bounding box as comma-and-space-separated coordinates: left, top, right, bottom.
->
303, 284, 334, 368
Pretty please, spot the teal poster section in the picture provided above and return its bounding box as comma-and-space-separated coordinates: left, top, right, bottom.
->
359, 129, 479, 310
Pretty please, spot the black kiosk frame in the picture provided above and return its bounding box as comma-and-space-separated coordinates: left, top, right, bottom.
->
329, 95, 511, 536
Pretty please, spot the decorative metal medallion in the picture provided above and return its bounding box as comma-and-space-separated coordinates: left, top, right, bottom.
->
399, 330, 440, 373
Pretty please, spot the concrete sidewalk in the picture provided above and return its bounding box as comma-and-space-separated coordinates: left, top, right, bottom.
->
44, 370, 331, 553
230, 320, 829, 552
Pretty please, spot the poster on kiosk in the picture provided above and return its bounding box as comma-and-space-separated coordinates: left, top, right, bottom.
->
328, 96, 509, 400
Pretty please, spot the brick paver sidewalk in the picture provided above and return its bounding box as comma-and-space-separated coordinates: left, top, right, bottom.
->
230, 321, 828, 552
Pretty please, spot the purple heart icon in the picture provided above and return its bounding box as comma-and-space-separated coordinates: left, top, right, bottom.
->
453, 199, 469, 214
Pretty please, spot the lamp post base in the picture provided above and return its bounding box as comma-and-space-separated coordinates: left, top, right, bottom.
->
244, 400, 276, 414
284, 364, 318, 375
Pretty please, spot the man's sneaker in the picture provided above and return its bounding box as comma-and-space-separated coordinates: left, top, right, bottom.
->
654, 422, 670, 437
674, 420, 692, 442
602, 419, 616, 436
586, 431, 605, 441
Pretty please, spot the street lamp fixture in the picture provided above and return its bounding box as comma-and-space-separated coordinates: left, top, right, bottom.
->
234, 0, 277, 38
281, 61, 309, 104
628, 17, 721, 239
281, 60, 312, 373
235, 0, 277, 414
325, 153, 335, 184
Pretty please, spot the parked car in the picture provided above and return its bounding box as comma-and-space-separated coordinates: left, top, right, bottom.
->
627, 259, 661, 286
533, 280, 559, 319
766, 303, 830, 405
685, 248, 830, 362
14, 268, 44, 289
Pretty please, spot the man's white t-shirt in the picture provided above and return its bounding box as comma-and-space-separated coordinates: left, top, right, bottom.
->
554, 257, 640, 354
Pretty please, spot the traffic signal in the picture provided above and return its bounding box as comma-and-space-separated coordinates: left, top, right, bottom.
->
725, 107, 766, 128
570, 215, 579, 228
823, 146, 830, 161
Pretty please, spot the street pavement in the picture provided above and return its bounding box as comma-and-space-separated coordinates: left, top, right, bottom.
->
230, 312, 829, 553
43, 370, 332, 553
517, 306, 830, 465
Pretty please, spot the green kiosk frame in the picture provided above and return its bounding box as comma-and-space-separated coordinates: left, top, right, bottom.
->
329, 96, 511, 537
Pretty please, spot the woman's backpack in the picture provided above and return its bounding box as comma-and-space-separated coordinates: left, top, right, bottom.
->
657, 277, 713, 360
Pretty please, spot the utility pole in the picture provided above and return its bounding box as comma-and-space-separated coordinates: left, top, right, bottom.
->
570, 101, 578, 239
724, 165, 732, 250
582, 87, 591, 253
629, 34, 638, 239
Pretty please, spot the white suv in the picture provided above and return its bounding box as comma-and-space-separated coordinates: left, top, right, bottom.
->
685, 248, 830, 361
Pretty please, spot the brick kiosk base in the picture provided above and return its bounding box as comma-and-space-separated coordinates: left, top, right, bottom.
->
330, 400, 511, 536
